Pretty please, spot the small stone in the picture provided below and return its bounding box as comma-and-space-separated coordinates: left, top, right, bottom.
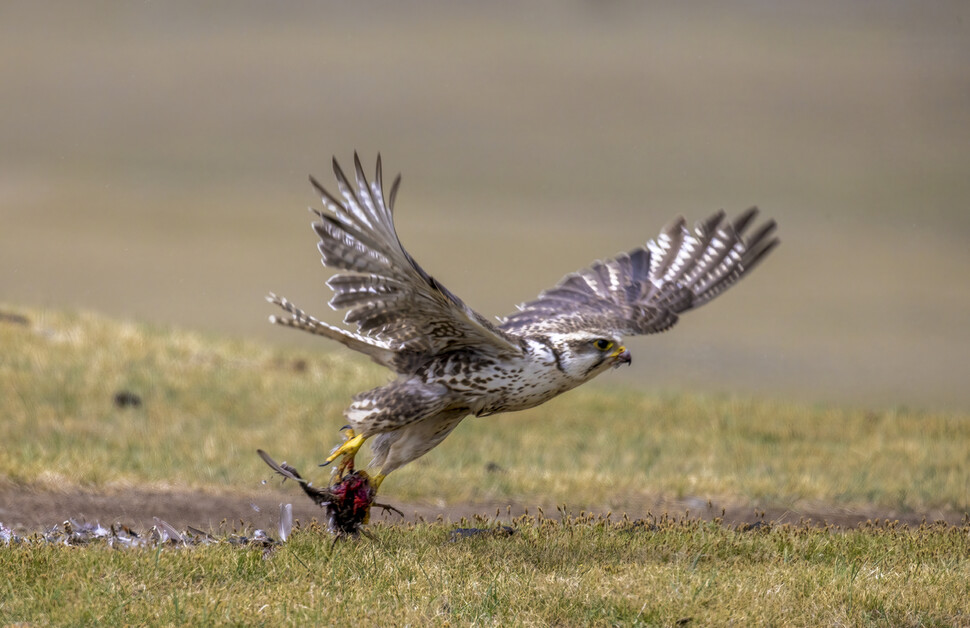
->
113, 391, 142, 408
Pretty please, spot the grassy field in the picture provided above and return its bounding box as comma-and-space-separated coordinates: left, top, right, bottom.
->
2, 306, 968, 513
3, 516, 969, 626
2, 305, 970, 625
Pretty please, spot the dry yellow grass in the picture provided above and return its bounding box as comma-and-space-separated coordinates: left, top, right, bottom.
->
3, 306, 969, 625
2, 515, 969, 626
1, 305, 968, 516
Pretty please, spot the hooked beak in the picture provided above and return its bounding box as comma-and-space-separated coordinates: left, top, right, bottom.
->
611, 346, 632, 368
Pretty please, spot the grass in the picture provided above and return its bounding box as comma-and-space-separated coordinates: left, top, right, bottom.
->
2, 305, 970, 625
1, 305, 968, 514
2, 516, 969, 626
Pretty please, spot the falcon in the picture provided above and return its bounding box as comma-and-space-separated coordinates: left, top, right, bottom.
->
268, 154, 778, 493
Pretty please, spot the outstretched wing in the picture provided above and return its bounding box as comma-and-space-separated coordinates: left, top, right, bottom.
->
269, 154, 523, 370
500, 208, 778, 337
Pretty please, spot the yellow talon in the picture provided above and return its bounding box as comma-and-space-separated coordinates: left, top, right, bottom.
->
325, 432, 367, 465
325, 431, 368, 479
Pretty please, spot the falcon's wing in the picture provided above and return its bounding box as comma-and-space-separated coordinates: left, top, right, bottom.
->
500, 208, 778, 337
269, 154, 523, 369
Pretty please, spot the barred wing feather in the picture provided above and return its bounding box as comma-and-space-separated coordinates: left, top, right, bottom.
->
270, 154, 523, 370
501, 208, 778, 336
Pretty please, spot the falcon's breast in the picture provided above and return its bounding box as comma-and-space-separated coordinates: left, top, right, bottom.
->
412, 338, 578, 417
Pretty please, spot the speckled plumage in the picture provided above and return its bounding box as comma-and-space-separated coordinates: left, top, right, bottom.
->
268, 155, 778, 478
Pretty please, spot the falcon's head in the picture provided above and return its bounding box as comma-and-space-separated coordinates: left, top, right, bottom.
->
549, 331, 632, 381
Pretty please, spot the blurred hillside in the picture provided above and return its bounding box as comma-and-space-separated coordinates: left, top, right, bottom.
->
2, 1, 968, 409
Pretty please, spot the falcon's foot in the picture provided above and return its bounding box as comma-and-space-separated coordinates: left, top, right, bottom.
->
322, 430, 367, 478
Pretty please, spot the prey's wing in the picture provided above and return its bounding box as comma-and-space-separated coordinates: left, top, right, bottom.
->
271, 154, 523, 367
500, 208, 778, 337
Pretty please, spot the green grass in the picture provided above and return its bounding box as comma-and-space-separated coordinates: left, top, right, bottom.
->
3, 305, 970, 625
3, 516, 969, 626
2, 305, 968, 514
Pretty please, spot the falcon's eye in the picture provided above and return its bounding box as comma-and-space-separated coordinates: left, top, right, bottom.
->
593, 339, 614, 351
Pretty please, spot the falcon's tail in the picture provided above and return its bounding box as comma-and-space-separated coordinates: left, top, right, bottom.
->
266, 293, 397, 367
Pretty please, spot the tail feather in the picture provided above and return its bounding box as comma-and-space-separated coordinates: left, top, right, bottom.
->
266, 293, 396, 367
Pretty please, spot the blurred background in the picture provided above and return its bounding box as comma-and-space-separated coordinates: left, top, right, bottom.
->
2, 1, 968, 411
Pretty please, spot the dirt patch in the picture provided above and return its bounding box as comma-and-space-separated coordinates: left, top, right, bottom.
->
1, 487, 965, 534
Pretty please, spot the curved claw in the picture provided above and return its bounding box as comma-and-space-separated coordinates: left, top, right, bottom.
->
319, 427, 362, 466
320, 432, 368, 479
326, 433, 366, 463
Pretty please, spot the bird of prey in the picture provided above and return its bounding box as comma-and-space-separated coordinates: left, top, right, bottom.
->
268, 154, 778, 493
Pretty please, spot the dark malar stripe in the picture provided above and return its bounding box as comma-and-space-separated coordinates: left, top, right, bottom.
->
542, 338, 568, 374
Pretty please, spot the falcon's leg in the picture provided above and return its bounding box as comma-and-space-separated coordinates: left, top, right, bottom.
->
370, 410, 468, 477
329, 378, 453, 483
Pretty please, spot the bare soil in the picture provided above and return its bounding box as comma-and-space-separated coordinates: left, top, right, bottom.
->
1, 488, 965, 535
